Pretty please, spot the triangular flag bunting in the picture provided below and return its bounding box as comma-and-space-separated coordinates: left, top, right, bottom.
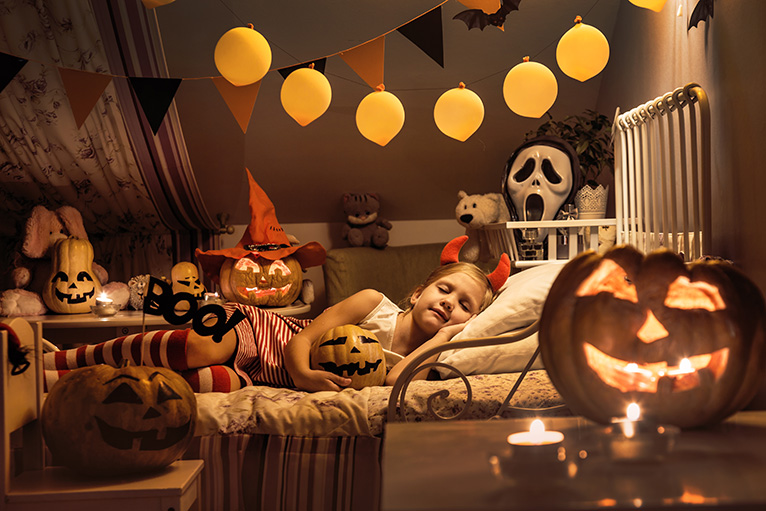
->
212, 76, 261, 133
58, 68, 113, 128
128, 76, 182, 135
278, 58, 327, 80
339, 36, 385, 89
397, 7, 444, 68
0, 52, 29, 93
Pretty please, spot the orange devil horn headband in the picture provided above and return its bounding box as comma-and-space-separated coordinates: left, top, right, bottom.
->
440, 235, 511, 292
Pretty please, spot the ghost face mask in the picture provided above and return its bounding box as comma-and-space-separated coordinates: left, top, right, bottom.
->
504, 141, 575, 223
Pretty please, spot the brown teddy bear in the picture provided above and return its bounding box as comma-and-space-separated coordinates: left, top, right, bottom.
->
341, 192, 392, 249
0, 205, 127, 316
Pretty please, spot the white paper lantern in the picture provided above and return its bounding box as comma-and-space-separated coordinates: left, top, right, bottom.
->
433, 82, 484, 142
502, 57, 558, 118
281, 65, 332, 126
214, 24, 272, 86
356, 85, 405, 146
556, 16, 610, 82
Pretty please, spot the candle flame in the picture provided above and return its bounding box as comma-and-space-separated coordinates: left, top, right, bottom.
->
627, 402, 641, 421
98, 292, 109, 301
679, 357, 692, 372
529, 419, 545, 435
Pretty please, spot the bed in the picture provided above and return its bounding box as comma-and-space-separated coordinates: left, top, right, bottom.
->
181, 253, 570, 511
176, 82, 712, 511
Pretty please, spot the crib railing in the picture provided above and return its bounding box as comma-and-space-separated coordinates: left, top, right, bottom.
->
613, 83, 711, 261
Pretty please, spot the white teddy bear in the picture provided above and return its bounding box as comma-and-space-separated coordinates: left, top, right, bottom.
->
455, 190, 511, 262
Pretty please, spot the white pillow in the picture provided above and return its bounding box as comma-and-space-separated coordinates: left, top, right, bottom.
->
434, 263, 564, 378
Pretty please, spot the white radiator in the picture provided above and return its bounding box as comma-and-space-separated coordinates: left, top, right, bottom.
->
613, 83, 711, 261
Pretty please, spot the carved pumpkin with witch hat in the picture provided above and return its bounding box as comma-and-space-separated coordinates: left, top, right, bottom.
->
196, 169, 326, 307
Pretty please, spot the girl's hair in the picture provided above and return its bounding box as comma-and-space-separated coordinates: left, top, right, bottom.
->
401, 262, 496, 312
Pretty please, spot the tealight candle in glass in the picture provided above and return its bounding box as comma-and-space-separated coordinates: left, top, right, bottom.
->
603, 403, 679, 462
490, 419, 570, 480
91, 292, 117, 317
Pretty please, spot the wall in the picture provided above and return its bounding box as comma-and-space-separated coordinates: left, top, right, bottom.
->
596, 0, 766, 293
222, 219, 465, 317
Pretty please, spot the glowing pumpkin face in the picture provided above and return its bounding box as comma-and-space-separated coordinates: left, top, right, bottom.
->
539, 245, 766, 428
219, 254, 302, 307
171, 261, 206, 298
310, 324, 386, 390
42, 237, 102, 314
41, 363, 196, 476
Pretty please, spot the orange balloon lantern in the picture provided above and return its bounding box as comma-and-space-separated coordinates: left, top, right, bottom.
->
456, 0, 501, 14
214, 24, 272, 86
556, 16, 610, 82
355, 85, 405, 146
280, 65, 332, 126
433, 82, 484, 142
628, 0, 668, 12
502, 57, 558, 118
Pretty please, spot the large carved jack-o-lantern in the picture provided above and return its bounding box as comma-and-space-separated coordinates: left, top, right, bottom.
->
41, 363, 197, 476
42, 237, 102, 314
540, 245, 766, 429
219, 252, 303, 307
310, 324, 386, 390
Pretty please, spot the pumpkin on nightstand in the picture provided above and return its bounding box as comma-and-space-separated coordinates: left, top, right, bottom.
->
41, 363, 197, 476
310, 324, 386, 390
42, 237, 102, 314
539, 245, 766, 429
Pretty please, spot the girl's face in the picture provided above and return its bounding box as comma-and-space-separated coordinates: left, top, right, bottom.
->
410, 272, 485, 334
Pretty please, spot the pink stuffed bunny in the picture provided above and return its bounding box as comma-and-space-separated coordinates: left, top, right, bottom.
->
0, 205, 124, 316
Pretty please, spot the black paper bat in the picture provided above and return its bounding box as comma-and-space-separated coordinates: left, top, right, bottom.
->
688, 0, 714, 30
453, 0, 522, 31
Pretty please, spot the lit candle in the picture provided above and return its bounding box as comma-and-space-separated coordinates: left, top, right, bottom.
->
96, 292, 113, 307
495, 419, 570, 479
604, 402, 679, 462
507, 419, 564, 446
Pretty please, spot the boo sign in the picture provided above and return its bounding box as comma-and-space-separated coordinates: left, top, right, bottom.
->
143, 276, 245, 343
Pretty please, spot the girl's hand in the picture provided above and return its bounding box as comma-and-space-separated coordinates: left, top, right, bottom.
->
292, 368, 352, 392
437, 314, 477, 340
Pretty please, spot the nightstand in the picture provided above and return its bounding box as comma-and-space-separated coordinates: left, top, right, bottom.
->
382, 412, 766, 510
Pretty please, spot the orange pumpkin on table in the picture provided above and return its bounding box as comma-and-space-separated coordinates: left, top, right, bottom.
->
539, 245, 766, 429
41, 363, 197, 476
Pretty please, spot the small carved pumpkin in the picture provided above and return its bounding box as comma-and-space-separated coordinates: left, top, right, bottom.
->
171, 262, 206, 298
310, 324, 386, 390
42, 237, 102, 314
219, 254, 303, 307
539, 245, 766, 428
41, 363, 197, 476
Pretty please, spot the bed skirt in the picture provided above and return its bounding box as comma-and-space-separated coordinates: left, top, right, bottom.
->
184, 434, 382, 511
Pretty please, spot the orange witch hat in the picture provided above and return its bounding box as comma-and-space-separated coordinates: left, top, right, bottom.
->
195, 169, 326, 284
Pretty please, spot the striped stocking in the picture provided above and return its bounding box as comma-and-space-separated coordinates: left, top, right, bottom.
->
44, 330, 190, 373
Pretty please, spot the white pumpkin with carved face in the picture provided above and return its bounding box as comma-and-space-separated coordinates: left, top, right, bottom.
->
42, 237, 102, 314
219, 254, 302, 307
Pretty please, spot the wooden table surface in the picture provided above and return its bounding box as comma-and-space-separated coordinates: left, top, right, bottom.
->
382, 411, 766, 511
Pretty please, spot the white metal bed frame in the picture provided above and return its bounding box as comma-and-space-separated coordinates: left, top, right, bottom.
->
388, 83, 712, 422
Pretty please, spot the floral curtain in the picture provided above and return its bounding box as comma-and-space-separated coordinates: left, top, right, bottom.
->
0, 0, 219, 285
